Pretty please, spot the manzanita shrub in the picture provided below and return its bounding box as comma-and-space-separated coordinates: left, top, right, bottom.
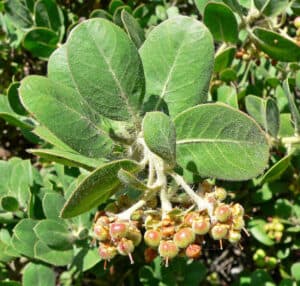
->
1, 0, 300, 285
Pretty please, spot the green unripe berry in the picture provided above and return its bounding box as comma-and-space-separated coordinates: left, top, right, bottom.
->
228, 230, 241, 244
158, 240, 179, 259
192, 217, 210, 235
185, 244, 202, 259
266, 256, 277, 269
173, 227, 195, 248
144, 230, 162, 248
294, 16, 300, 28
210, 224, 229, 240
274, 231, 283, 241
255, 257, 266, 267
274, 222, 284, 232
98, 243, 117, 261
109, 222, 128, 240
255, 249, 266, 259
215, 205, 231, 222
94, 224, 110, 241
127, 228, 142, 246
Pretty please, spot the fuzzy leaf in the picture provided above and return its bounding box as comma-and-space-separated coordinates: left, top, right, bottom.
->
174, 103, 269, 181
22, 263, 55, 286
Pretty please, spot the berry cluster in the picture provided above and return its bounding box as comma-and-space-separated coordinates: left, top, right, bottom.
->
93, 185, 247, 267
94, 216, 142, 267
264, 217, 284, 242
253, 249, 277, 269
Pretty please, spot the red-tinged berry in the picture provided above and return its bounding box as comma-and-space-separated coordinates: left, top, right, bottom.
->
144, 230, 162, 248
144, 247, 158, 263
184, 212, 199, 226
215, 204, 231, 222
192, 217, 210, 235
94, 224, 110, 241
158, 240, 179, 267
117, 238, 135, 264
109, 222, 128, 240
98, 243, 117, 261
185, 244, 202, 259
228, 230, 241, 244
173, 227, 195, 248
210, 224, 229, 240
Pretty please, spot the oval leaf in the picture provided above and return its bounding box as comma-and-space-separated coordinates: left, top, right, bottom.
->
253, 28, 300, 62
118, 168, 148, 191
19, 76, 113, 158
174, 103, 269, 181
140, 16, 214, 117
66, 18, 145, 121
22, 263, 55, 286
23, 27, 59, 59
7, 82, 27, 116
61, 159, 140, 218
204, 2, 238, 43
143, 111, 176, 165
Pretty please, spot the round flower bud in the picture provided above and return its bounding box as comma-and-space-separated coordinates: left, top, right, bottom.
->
232, 216, 245, 230
215, 204, 231, 222
98, 243, 117, 261
214, 187, 227, 201
274, 222, 284, 232
94, 224, 110, 241
231, 204, 244, 217
266, 256, 277, 269
185, 244, 202, 259
158, 240, 179, 259
117, 238, 135, 264
127, 228, 142, 246
228, 230, 241, 244
192, 217, 210, 235
294, 16, 300, 28
109, 222, 128, 240
162, 226, 175, 238
144, 230, 162, 248
173, 228, 195, 248
255, 249, 266, 259
184, 212, 199, 226
210, 224, 228, 240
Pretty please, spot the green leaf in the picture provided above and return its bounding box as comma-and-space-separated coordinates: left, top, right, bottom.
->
283, 80, 300, 135
245, 95, 280, 137
174, 103, 269, 181
19, 76, 113, 158
42, 193, 65, 219
291, 262, 300, 281
215, 85, 238, 108
0, 95, 34, 130
4, 0, 33, 29
109, 0, 125, 14
65, 18, 145, 121
251, 184, 273, 203
204, 2, 238, 43
253, 28, 300, 62
254, 0, 288, 16
113, 6, 132, 27
249, 224, 275, 246
28, 148, 103, 171
34, 0, 64, 35
121, 10, 145, 48
279, 114, 294, 137
12, 219, 38, 258
250, 270, 274, 285
23, 27, 59, 59
143, 112, 176, 165
261, 155, 292, 184
22, 263, 55, 286
0, 196, 19, 212
214, 47, 236, 73
61, 159, 140, 218
140, 16, 214, 117
90, 9, 113, 20
34, 240, 73, 266
194, 0, 210, 15
72, 247, 101, 272
118, 168, 148, 191
34, 219, 73, 250
7, 82, 27, 116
